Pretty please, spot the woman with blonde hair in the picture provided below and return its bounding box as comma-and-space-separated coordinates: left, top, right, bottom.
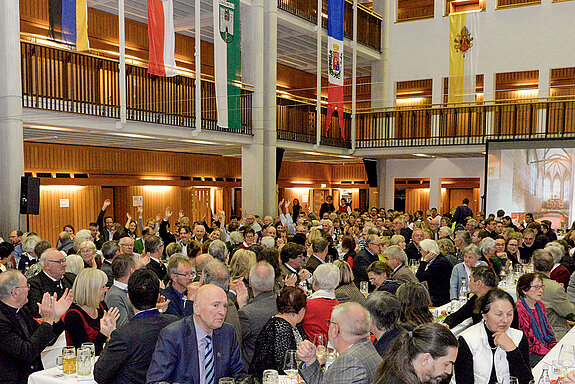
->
389, 234, 406, 250
62, 268, 119, 355
79, 240, 101, 269
230, 249, 257, 281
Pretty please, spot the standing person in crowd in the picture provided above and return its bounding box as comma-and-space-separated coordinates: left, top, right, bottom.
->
292, 198, 302, 219
352, 234, 382, 287
319, 195, 335, 219
533, 249, 575, 341
96, 199, 115, 241
373, 323, 458, 384
363, 291, 405, 358
333, 260, 365, 304
0, 269, 73, 384
161, 255, 197, 318
26, 248, 75, 317
100, 240, 120, 287
454, 289, 533, 384
146, 284, 246, 383
249, 286, 307, 377
144, 236, 166, 281
416, 239, 452, 306
449, 244, 487, 300
301, 263, 340, 341
515, 273, 556, 367
367, 261, 400, 294
383, 245, 418, 284
297, 302, 382, 384
238, 262, 278, 366
62, 269, 120, 355
396, 282, 434, 331
94, 269, 179, 384
104, 254, 136, 328
453, 198, 473, 229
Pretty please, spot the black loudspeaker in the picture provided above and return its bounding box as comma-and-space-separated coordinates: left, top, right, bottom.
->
363, 158, 378, 188
20, 176, 40, 215
276, 148, 285, 181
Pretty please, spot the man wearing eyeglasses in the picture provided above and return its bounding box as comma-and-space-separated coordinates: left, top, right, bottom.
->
352, 235, 382, 288
0, 269, 73, 384
26, 248, 76, 318
161, 255, 198, 318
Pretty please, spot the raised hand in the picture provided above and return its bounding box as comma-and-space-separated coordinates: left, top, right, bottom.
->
137, 205, 143, 215
38, 292, 56, 324
53, 288, 73, 319
126, 212, 132, 221
102, 199, 111, 210
232, 278, 249, 308
284, 273, 297, 287
156, 295, 170, 313
164, 207, 173, 220
178, 209, 185, 219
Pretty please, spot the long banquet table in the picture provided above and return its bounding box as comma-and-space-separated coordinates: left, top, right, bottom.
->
532, 323, 575, 381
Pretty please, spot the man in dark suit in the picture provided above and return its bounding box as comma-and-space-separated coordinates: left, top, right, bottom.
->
26, 248, 75, 317
146, 284, 247, 383
319, 196, 335, 219
304, 238, 329, 274
96, 199, 116, 241
105, 254, 136, 328
100, 240, 120, 288
145, 236, 167, 281
0, 270, 72, 384
238, 261, 278, 365
352, 235, 382, 287
405, 228, 424, 261
90, 222, 105, 250
161, 255, 197, 318
94, 269, 178, 384
279, 243, 311, 288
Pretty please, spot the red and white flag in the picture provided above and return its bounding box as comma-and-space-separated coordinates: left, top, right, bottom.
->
326, 0, 345, 139
147, 0, 177, 77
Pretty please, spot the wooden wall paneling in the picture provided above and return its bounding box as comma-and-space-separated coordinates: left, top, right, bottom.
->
27, 186, 102, 246
405, 188, 430, 215
330, 164, 368, 182
283, 188, 312, 215
448, 188, 478, 217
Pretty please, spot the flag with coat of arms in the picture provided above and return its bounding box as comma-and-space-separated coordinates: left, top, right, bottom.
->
448, 10, 479, 104
326, 0, 345, 139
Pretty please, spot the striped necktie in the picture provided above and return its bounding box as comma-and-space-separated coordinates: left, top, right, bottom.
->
204, 334, 214, 384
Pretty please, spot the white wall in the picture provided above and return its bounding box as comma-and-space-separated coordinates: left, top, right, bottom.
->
385, 0, 575, 105
383, 157, 486, 210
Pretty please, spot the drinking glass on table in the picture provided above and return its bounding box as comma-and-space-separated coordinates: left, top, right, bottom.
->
62, 346, 76, 374
218, 378, 235, 384
283, 350, 299, 382
560, 345, 575, 372
359, 281, 369, 297
81, 342, 95, 365
314, 334, 327, 361
77, 346, 92, 376
262, 369, 279, 384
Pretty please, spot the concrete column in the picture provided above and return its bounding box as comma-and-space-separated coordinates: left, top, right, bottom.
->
483, 72, 495, 136
376, 158, 386, 208
429, 176, 441, 211
371, 0, 391, 109
240, 0, 277, 217
0, 0, 26, 237
537, 68, 550, 135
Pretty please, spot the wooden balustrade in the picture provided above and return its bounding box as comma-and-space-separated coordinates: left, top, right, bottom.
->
21, 41, 253, 134
277, 0, 381, 51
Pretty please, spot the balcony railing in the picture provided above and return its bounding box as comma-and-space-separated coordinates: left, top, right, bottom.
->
21, 41, 253, 134
277, 96, 575, 148
277, 0, 382, 52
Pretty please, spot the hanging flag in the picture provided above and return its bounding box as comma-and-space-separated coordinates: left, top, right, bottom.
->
147, 0, 178, 77
213, 0, 242, 129
448, 11, 479, 104
326, 0, 345, 139
48, 0, 89, 51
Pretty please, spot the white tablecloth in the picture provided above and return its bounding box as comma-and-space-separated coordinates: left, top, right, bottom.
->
533, 323, 575, 381
28, 366, 96, 384
40, 333, 66, 369
433, 302, 474, 337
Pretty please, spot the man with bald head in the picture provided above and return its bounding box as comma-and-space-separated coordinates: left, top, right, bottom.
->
147, 284, 246, 383
26, 248, 76, 317
297, 302, 382, 384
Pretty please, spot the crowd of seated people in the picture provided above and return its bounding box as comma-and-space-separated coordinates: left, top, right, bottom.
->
4, 196, 575, 384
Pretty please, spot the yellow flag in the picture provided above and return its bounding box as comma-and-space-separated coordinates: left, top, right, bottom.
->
448, 11, 478, 104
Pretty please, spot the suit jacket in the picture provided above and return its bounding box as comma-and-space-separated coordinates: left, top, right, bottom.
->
101, 260, 114, 288
237, 291, 278, 365
335, 283, 365, 304
551, 264, 571, 290
26, 271, 76, 317
390, 263, 418, 284
0, 301, 62, 384
416, 254, 453, 306
304, 255, 324, 275
105, 284, 135, 328
541, 275, 575, 341
146, 317, 246, 383
352, 249, 379, 287
159, 219, 176, 249
94, 310, 179, 384
161, 284, 194, 318
299, 338, 382, 384
146, 258, 167, 281
97, 209, 114, 241
404, 242, 420, 261
449, 261, 487, 300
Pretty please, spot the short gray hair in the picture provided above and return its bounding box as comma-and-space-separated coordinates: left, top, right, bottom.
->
455, 231, 471, 245
202, 260, 230, 291
419, 239, 439, 254
332, 302, 371, 339
313, 263, 340, 291
249, 262, 275, 292
0, 270, 22, 299
463, 244, 481, 260
229, 231, 244, 246
383, 245, 407, 264
76, 229, 91, 241
478, 237, 496, 255
167, 256, 193, 281
208, 240, 228, 263
545, 244, 564, 263
260, 236, 275, 249
22, 233, 42, 254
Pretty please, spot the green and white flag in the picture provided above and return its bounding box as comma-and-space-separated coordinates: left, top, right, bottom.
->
213, 0, 241, 129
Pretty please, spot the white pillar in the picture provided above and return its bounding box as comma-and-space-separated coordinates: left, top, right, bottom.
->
484, 72, 495, 136
429, 176, 441, 211
0, 0, 26, 237
241, 0, 277, 216
537, 68, 550, 135
377, 158, 387, 208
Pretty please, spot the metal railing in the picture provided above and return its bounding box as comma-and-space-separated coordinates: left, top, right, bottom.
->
277, 0, 382, 52
21, 41, 253, 134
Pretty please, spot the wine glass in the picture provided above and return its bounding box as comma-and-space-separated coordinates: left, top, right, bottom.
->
359, 281, 369, 297
560, 344, 575, 372
218, 378, 235, 384
314, 334, 327, 362
283, 350, 299, 381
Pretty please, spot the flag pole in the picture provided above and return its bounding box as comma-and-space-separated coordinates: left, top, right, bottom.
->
313, 0, 322, 149
349, 0, 357, 154
117, 0, 126, 129
193, 0, 201, 136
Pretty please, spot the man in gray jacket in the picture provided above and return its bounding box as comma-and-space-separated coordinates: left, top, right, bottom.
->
104, 254, 136, 327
